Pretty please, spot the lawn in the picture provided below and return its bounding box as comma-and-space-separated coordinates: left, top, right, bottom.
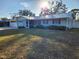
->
0, 29, 79, 59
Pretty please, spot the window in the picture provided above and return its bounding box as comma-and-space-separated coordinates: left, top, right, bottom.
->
52, 19, 61, 24
35, 20, 41, 25
52, 20, 55, 24
43, 20, 48, 24
38, 20, 41, 25
58, 19, 61, 24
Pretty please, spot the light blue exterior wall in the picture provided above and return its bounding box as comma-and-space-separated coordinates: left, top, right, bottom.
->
40, 20, 67, 27
10, 22, 17, 28
73, 20, 79, 28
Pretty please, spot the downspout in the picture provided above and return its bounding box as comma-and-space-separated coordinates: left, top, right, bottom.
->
16, 18, 19, 29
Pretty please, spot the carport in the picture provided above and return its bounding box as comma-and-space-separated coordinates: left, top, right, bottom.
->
0, 20, 9, 27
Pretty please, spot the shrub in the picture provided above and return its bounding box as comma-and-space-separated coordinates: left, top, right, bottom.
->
34, 25, 45, 29
48, 25, 66, 30
18, 26, 25, 29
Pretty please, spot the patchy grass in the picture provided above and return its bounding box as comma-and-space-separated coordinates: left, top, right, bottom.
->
0, 29, 79, 59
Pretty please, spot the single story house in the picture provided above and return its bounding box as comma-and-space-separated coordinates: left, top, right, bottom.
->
10, 13, 79, 29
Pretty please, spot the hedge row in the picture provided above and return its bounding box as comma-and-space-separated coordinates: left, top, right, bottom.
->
34, 25, 67, 30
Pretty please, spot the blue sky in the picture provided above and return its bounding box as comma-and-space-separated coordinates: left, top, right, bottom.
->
0, 0, 79, 18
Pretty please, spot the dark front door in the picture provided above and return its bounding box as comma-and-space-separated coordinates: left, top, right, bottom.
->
29, 20, 34, 28
26, 20, 28, 28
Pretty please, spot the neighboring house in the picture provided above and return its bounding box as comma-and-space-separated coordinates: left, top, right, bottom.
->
72, 20, 79, 28
10, 12, 76, 29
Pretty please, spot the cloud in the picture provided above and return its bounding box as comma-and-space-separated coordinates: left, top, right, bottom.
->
20, 2, 28, 8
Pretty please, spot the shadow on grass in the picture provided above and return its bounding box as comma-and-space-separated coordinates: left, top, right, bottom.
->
25, 29, 79, 59
27, 38, 77, 59
0, 29, 26, 36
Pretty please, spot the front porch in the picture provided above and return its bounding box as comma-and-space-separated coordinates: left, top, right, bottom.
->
27, 18, 69, 28
11, 17, 72, 30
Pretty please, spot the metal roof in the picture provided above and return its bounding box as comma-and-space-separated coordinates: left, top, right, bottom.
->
12, 13, 72, 20
26, 13, 72, 20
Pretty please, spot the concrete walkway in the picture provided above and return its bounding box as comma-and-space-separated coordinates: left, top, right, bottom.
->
0, 27, 16, 30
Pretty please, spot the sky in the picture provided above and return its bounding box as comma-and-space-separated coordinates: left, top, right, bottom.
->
0, 0, 79, 18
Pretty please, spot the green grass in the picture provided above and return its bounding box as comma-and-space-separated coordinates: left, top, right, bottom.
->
0, 29, 79, 59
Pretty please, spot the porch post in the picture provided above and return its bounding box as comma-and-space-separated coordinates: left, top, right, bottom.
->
66, 18, 68, 30
28, 20, 30, 28
16, 19, 19, 29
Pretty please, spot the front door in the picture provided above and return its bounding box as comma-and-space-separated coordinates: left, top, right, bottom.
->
29, 20, 34, 28
26, 20, 29, 28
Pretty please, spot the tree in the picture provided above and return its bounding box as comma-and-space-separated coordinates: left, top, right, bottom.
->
18, 9, 35, 16
1, 18, 9, 21
71, 9, 79, 19
49, 0, 67, 14
39, 0, 67, 16
11, 9, 35, 28
39, 8, 51, 16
